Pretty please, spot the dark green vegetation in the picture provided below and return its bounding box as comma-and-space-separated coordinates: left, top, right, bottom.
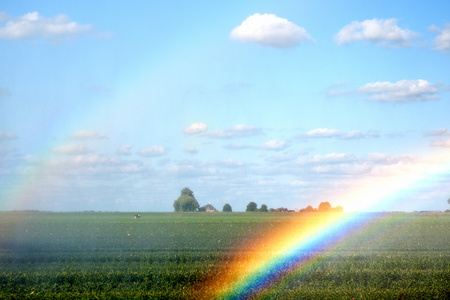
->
173, 188, 200, 212
222, 203, 232, 212
0, 211, 449, 299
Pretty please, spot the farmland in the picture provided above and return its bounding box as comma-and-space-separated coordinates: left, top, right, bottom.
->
0, 211, 449, 299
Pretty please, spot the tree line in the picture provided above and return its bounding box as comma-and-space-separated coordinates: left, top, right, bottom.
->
173, 188, 233, 212
245, 201, 343, 212
173, 188, 343, 213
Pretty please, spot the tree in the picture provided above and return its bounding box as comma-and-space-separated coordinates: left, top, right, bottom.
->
246, 201, 257, 212
181, 187, 195, 197
173, 188, 199, 212
300, 205, 315, 212
223, 203, 232, 212
260, 204, 268, 212
318, 202, 331, 212
331, 206, 344, 212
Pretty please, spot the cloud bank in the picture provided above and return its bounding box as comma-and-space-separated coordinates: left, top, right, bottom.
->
69, 130, 107, 140
430, 140, 450, 148
0, 11, 92, 41
183, 123, 207, 135
0, 131, 17, 141
207, 124, 263, 139
329, 79, 441, 102
425, 128, 450, 137
261, 140, 289, 151
138, 146, 168, 157
430, 24, 450, 52
117, 145, 132, 156
53, 144, 91, 155
335, 18, 419, 47
359, 79, 440, 102
300, 128, 379, 139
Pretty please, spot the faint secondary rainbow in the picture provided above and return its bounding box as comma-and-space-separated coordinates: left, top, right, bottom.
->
0, 49, 176, 212
198, 151, 450, 299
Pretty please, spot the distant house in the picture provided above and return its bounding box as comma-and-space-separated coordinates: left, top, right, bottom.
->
200, 203, 218, 212
274, 207, 288, 212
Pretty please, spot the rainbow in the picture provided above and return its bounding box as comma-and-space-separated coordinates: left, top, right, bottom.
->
198, 151, 450, 299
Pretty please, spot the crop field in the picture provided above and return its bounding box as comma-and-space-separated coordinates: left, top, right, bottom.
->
0, 211, 449, 299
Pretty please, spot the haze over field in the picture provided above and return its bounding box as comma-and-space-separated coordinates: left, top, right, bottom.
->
1, 1, 450, 212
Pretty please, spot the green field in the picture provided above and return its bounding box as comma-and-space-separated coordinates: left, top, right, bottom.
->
0, 211, 449, 299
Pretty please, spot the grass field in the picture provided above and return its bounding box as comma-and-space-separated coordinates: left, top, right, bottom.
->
0, 211, 449, 299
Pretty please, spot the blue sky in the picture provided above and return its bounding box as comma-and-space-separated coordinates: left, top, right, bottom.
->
1, 0, 450, 212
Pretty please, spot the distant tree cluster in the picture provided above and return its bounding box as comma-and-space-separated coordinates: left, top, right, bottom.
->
173, 188, 343, 213
173, 188, 233, 212
299, 202, 343, 212
244, 201, 343, 213
271, 207, 290, 212
173, 188, 200, 212
245, 202, 269, 212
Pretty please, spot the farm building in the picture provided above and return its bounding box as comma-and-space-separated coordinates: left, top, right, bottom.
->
200, 203, 218, 212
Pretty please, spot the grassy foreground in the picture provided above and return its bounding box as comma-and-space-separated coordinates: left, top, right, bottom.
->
0, 211, 449, 299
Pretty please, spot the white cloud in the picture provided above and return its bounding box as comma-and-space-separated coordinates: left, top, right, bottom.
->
184, 146, 198, 154
369, 157, 435, 177
366, 153, 419, 165
341, 130, 379, 139
311, 163, 372, 175
335, 18, 419, 47
207, 124, 263, 139
296, 153, 356, 165
117, 145, 132, 156
265, 153, 298, 163
70, 154, 114, 166
138, 146, 167, 157
118, 163, 149, 174
69, 130, 107, 140
305, 128, 343, 138
425, 128, 450, 137
230, 13, 312, 48
0, 11, 92, 41
0, 130, 17, 140
209, 158, 246, 169
260, 140, 289, 151
163, 161, 217, 178
430, 139, 450, 148
430, 24, 450, 52
253, 152, 446, 181
223, 143, 255, 150
45, 154, 149, 177
52, 144, 91, 155
358, 79, 440, 102
183, 123, 207, 135
298, 128, 379, 139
